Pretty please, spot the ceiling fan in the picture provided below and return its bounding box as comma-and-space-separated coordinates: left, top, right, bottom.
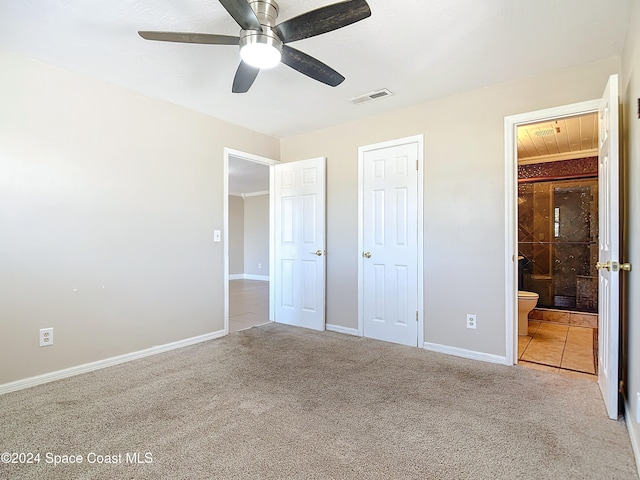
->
138, 0, 371, 93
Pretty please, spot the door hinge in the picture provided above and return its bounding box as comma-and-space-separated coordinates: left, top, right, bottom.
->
416, 159, 419, 171
619, 380, 624, 393
416, 311, 419, 322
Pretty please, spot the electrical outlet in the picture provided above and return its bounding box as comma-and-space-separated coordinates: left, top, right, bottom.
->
39, 327, 54, 347
466, 314, 477, 330
258, 263, 262, 269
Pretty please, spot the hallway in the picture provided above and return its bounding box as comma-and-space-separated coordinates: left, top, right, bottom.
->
229, 279, 270, 332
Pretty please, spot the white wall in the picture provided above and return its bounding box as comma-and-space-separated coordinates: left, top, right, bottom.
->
243, 194, 269, 277
228, 195, 244, 275
621, 0, 640, 463
0, 52, 279, 384
281, 57, 619, 358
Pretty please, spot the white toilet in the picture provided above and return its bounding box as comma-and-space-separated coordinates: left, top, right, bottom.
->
518, 291, 539, 336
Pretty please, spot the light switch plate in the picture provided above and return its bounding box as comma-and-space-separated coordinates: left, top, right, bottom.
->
214, 230, 221, 242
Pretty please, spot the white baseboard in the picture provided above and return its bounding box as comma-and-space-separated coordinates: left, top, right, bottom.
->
0, 330, 225, 396
424, 342, 509, 365
326, 324, 360, 336
625, 397, 640, 477
229, 274, 269, 281
244, 274, 268, 281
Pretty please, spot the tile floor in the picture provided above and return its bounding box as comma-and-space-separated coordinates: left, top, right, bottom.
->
518, 320, 597, 380
229, 279, 270, 332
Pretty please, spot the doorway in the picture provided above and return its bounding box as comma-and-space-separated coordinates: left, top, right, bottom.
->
223, 148, 278, 335
504, 73, 622, 420
515, 116, 599, 376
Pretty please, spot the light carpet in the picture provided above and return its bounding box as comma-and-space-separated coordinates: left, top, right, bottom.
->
0, 323, 637, 479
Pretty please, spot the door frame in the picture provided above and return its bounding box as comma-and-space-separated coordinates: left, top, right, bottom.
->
223, 147, 279, 335
357, 134, 425, 346
504, 100, 600, 364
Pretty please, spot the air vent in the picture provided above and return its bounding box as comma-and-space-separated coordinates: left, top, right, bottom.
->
533, 128, 556, 137
348, 89, 394, 105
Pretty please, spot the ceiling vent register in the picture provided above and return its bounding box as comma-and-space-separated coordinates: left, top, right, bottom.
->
348, 89, 394, 105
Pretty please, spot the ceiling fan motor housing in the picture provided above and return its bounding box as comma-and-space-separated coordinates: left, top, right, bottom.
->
240, 0, 282, 57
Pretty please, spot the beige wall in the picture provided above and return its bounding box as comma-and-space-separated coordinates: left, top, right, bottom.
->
1, 42, 635, 452
243, 194, 269, 277
228, 195, 244, 275
621, 0, 640, 460
281, 57, 619, 357
0, 52, 279, 384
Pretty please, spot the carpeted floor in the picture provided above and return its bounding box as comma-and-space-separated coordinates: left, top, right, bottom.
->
0, 323, 637, 479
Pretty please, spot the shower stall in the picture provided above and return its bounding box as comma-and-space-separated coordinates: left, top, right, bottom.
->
518, 177, 598, 313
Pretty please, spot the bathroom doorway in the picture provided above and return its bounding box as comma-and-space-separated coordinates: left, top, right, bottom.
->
505, 75, 622, 420
515, 117, 599, 376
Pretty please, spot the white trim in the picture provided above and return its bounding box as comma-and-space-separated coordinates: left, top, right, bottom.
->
228, 274, 269, 281
326, 324, 360, 336
416, 136, 425, 348
244, 190, 269, 198
269, 165, 275, 321
244, 274, 269, 281
223, 148, 279, 334
0, 330, 225, 395
424, 342, 510, 365
518, 148, 598, 165
228, 190, 270, 198
357, 134, 425, 346
504, 100, 599, 365
625, 398, 640, 477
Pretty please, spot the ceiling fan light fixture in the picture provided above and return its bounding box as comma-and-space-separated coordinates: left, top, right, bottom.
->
240, 31, 282, 69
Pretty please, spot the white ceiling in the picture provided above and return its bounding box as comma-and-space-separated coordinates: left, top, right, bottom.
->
0, 0, 632, 138
228, 155, 269, 195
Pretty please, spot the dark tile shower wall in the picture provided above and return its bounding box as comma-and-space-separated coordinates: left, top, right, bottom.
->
518, 171, 598, 313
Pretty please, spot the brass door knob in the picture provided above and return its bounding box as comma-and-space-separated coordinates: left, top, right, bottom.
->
597, 261, 632, 272
362, 251, 372, 258
310, 250, 323, 256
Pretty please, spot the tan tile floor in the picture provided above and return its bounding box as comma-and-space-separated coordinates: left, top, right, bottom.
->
229, 279, 270, 332
518, 320, 597, 380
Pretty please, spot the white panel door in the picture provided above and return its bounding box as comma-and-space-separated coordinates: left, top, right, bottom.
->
274, 157, 326, 331
362, 142, 419, 346
597, 74, 621, 420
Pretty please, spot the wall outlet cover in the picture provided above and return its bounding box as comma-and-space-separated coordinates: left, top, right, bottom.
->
466, 314, 477, 330
39, 327, 54, 347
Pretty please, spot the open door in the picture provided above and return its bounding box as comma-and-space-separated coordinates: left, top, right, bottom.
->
597, 74, 622, 420
274, 157, 326, 331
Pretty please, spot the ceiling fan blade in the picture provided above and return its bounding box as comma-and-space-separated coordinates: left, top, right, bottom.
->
218, 0, 263, 32
232, 61, 260, 93
139, 31, 240, 45
275, 0, 371, 43
281, 45, 344, 87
